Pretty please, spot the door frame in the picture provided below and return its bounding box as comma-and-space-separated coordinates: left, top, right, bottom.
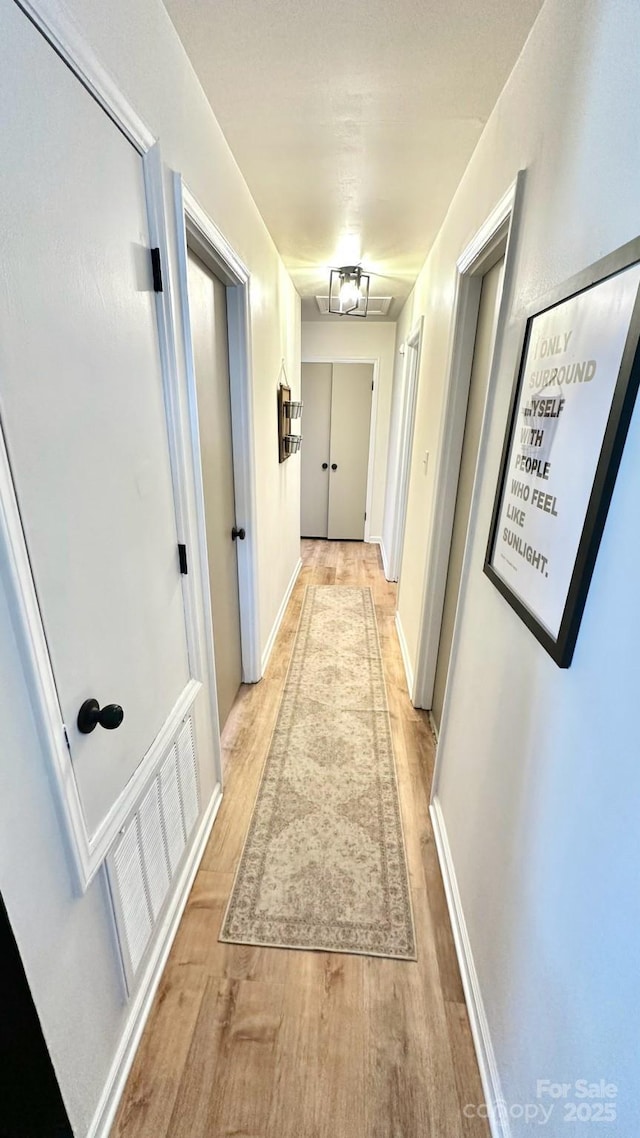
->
412, 173, 525, 711
300, 356, 380, 541
173, 177, 261, 688
384, 317, 423, 581
0, 4, 222, 890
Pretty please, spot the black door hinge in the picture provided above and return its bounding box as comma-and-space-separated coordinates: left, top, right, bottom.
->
371, 380, 374, 390
151, 247, 163, 293
364, 511, 367, 521
178, 543, 188, 575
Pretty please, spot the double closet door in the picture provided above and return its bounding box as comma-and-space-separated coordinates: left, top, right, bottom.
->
301, 362, 373, 540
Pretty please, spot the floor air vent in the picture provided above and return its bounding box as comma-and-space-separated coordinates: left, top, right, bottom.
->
107, 715, 200, 992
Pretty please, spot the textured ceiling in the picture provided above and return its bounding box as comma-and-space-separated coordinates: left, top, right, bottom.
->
163, 0, 543, 320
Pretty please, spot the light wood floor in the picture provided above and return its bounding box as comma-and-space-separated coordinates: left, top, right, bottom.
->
112, 540, 488, 1138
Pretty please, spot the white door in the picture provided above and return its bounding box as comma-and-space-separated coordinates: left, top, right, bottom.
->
0, 5, 193, 838
431, 257, 505, 730
186, 250, 242, 730
300, 363, 332, 537
300, 363, 373, 540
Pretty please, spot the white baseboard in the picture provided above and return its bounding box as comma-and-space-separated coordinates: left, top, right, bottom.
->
377, 537, 392, 579
429, 796, 510, 1138
428, 710, 439, 743
261, 557, 302, 675
88, 785, 223, 1138
394, 609, 415, 700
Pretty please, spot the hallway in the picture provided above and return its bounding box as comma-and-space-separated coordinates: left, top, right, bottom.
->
112, 540, 488, 1138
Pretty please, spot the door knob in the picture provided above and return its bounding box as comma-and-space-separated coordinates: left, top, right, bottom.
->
232, 526, 246, 541
77, 698, 124, 734
321, 462, 328, 470
331, 463, 338, 471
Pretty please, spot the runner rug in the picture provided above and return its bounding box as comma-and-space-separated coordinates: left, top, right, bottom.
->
220, 585, 416, 959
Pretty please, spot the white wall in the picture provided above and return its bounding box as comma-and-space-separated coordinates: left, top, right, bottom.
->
397, 0, 640, 1133
0, 0, 299, 1134
301, 321, 397, 540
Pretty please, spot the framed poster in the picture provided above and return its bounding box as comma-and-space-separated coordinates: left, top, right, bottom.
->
485, 237, 640, 667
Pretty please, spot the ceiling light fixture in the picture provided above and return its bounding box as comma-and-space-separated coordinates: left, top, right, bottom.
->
328, 265, 370, 318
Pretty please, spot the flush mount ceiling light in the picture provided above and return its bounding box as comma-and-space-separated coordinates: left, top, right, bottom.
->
328, 265, 370, 317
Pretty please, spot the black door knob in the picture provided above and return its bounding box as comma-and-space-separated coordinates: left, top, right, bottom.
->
232, 526, 246, 541
77, 698, 124, 734
321, 462, 328, 470
331, 463, 338, 471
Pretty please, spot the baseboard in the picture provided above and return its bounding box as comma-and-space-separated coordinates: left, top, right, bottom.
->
429, 796, 510, 1138
88, 784, 223, 1138
261, 557, 302, 675
428, 710, 439, 744
377, 537, 391, 579
394, 609, 415, 700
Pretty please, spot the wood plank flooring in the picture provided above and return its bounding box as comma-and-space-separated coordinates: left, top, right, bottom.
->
112, 540, 488, 1138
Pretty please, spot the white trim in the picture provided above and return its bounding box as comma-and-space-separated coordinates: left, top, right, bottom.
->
301, 356, 380, 542
430, 797, 510, 1138
364, 360, 380, 542
87, 785, 222, 1138
413, 173, 525, 711
456, 181, 519, 276
386, 317, 424, 582
261, 557, 302, 674
144, 147, 214, 703
394, 610, 414, 697
375, 536, 391, 578
173, 176, 262, 685
15, 0, 155, 153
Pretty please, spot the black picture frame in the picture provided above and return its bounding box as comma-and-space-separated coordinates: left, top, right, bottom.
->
484, 236, 640, 667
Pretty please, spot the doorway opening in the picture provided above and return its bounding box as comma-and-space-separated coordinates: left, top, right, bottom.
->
413, 174, 524, 722
382, 318, 423, 582
431, 255, 505, 730
174, 179, 261, 737
300, 359, 377, 541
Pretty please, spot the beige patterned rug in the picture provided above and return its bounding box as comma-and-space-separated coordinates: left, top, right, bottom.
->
220, 585, 416, 960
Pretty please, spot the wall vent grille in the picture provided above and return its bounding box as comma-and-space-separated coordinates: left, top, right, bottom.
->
107, 715, 201, 992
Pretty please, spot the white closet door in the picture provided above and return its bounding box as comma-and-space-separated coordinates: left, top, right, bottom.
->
300, 363, 332, 537
327, 363, 374, 540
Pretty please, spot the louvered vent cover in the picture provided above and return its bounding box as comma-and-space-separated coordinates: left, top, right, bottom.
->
159, 744, 186, 874
108, 715, 201, 992
111, 818, 153, 977
177, 715, 199, 837
138, 778, 170, 920
314, 295, 392, 316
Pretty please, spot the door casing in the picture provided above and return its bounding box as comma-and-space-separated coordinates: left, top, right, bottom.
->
173, 177, 261, 696
412, 173, 525, 719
